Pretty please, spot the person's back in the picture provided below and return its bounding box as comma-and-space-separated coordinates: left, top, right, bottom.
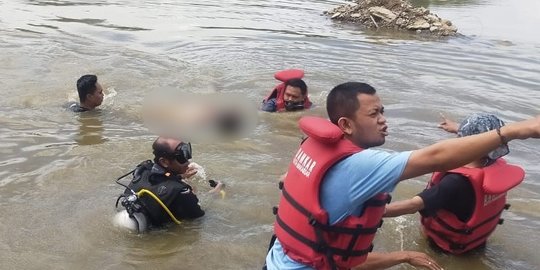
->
421, 158, 524, 254
385, 113, 526, 254
115, 137, 206, 232
124, 160, 204, 227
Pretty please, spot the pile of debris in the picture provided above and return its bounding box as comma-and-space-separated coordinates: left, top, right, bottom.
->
325, 0, 457, 36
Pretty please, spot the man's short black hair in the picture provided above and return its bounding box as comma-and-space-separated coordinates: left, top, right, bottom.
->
76, 75, 98, 103
286, 79, 308, 96
326, 82, 377, 124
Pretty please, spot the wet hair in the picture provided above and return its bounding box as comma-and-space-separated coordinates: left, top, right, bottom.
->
327, 82, 377, 125
76, 75, 98, 103
286, 79, 308, 96
152, 138, 174, 164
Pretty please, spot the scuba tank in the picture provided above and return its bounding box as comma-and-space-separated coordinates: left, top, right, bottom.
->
113, 161, 153, 233
113, 209, 148, 233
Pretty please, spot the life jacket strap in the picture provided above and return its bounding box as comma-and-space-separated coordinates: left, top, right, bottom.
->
276, 215, 373, 257
427, 217, 501, 251
432, 207, 506, 235
278, 187, 376, 267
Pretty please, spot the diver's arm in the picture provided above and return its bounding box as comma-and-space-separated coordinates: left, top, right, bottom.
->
174, 191, 205, 219
352, 251, 442, 270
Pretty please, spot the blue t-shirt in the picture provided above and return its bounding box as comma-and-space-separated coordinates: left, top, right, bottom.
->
265, 149, 412, 270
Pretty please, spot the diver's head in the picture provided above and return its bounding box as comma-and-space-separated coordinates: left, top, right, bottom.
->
284, 79, 308, 111
457, 113, 509, 165
152, 137, 192, 175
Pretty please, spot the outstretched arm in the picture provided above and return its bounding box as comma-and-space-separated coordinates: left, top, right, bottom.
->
352, 251, 442, 270
400, 115, 540, 181
384, 196, 425, 217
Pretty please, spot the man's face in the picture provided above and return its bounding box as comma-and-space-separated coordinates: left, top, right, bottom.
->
345, 93, 387, 148
283, 85, 305, 103
167, 157, 190, 175
160, 141, 190, 175
87, 82, 104, 107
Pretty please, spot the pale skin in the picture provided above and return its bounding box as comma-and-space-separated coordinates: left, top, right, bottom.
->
335, 93, 540, 269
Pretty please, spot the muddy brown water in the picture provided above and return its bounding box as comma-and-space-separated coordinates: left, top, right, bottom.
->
0, 0, 539, 269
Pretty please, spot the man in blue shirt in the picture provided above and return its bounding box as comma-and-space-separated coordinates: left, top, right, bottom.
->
265, 82, 540, 270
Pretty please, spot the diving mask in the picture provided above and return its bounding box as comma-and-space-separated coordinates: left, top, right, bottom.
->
173, 142, 192, 164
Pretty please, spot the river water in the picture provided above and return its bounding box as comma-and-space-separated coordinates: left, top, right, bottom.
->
0, 0, 539, 269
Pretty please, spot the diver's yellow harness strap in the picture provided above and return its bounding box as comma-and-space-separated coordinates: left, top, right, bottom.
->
136, 189, 182, 224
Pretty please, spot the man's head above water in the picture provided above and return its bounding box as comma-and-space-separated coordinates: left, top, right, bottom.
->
327, 82, 387, 149
152, 137, 192, 175
76, 74, 104, 110
283, 79, 308, 111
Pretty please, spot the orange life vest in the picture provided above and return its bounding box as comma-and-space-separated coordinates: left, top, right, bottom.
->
263, 69, 312, 111
421, 158, 524, 254
275, 116, 389, 270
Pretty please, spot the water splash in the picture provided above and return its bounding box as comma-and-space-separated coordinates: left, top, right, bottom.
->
393, 216, 408, 251
188, 161, 207, 181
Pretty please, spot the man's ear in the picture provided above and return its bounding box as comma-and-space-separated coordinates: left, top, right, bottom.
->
337, 117, 353, 135
158, 157, 169, 168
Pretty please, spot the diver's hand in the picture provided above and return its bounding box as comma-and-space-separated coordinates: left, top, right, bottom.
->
438, 113, 459, 134
182, 167, 198, 179
209, 180, 224, 193
208, 180, 226, 199
405, 251, 443, 270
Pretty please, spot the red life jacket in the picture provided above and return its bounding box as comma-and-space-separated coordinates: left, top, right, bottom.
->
274, 116, 389, 270
421, 158, 525, 254
263, 69, 312, 111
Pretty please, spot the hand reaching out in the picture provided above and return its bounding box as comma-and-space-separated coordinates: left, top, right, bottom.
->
405, 251, 443, 270
208, 180, 226, 199
438, 113, 459, 134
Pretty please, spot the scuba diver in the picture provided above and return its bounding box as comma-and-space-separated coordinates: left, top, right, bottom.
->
261, 69, 313, 112
114, 137, 224, 232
